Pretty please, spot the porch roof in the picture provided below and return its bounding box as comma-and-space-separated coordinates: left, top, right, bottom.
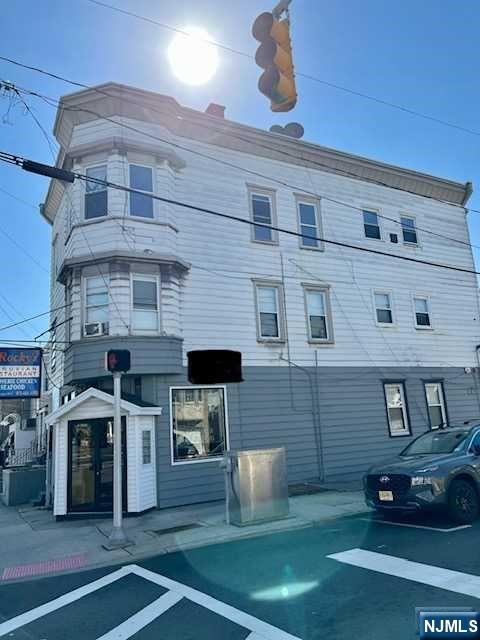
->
45, 387, 162, 426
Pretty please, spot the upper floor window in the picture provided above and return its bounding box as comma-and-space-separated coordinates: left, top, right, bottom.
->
129, 165, 154, 218
50, 319, 57, 372
413, 295, 431, 328
304, 286, 333, 342
297, 200, 322, 249
374, 291, 394, 325
250, 189, 277, 244
132, 275, 159, 332
85, 165, 107, 219
363, 210, 381, 239
254, 282, 284, 341
85, 276, 109, 325
401, 215, 418, 245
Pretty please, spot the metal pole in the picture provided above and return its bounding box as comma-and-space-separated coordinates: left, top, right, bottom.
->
106, 372, 131, 549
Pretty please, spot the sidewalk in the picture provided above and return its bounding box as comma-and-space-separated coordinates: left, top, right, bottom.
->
0, 489, 369, 581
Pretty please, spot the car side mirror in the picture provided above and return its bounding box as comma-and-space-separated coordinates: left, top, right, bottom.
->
472, 443, 480, 457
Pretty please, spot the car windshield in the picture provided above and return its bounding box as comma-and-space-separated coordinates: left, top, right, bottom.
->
401, 429, 470, 455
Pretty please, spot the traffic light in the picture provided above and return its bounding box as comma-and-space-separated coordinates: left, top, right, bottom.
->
187, 350, 243, 384
105, 350, 131, 373
252, 11, 297, 112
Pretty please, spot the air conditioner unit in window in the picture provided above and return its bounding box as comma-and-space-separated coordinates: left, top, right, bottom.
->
84, 322, 109, 337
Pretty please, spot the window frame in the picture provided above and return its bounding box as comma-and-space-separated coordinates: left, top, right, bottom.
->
400, 214, 419, 246
50, 319, 57, 373
295, 195, 324, 251
362, 208, 382, 240
372, 289, 395, 327
253, 280, 285, 342
383, 380, 412, 437
141, 429, 152, 465
302, 284, 334, 344
423, 380, 448, 430
248, 185, 278, 245
84, 164, 108, 220
128, 163, 155, 219
130, 273, 161, 335
83, 274, 110, 331
412, 293, 433, 330
169, 385, 230, 466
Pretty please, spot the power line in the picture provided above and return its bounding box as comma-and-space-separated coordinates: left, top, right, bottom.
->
0, 303, 71, 332
2, 148, 476, 277
10, 81, 480, 255
80, 0, 480, 139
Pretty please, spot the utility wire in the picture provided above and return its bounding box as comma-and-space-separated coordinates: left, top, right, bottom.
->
80, 0, 480, 139
10, 82, 480, 255
0, 303, 71, 332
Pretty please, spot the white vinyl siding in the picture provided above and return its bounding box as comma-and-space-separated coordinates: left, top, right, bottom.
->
129, 164, 154, 218
384, 382, 410, 436
304, 286, 333, 342
131, 275, 159, 333
254, 283, 284, 341
85, 165, 107, 219
425, 382, 447, 429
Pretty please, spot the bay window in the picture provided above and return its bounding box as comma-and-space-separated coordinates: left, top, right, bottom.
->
132, 275, 159, 332
85, 165, 107, 219
129, 164, 154, 218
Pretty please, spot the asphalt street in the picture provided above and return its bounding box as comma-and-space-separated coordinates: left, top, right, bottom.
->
1, 510, 480, 640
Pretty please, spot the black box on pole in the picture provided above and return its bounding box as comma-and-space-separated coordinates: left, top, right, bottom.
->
187, 350, 243, 384
105, 350, 131, 373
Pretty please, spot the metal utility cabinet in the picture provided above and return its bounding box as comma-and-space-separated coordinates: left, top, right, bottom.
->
225, 447, 289, 526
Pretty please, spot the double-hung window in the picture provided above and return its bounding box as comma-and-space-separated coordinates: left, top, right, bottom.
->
304, 287, 333, 342
50, 319, 57, 373
85, 165, 107, 219
132, 275, 159, 332
425, 382, 447, 429
297, 199, 322, 249
250, 190, 276, 243
374, 291, 394, 325
85, 276, 109, 330
171, 387, 228, 463
384, 382, 410, 436
413, 295, 431, 328
129, 165, 154, 218
254, 283, 284, 341
401, 216, 418, 245
363, 210, 381, 239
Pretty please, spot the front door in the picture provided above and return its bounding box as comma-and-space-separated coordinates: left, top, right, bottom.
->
68, 418, 126, 513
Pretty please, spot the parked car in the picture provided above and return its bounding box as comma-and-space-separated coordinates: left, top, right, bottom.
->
363, 424, 480, 523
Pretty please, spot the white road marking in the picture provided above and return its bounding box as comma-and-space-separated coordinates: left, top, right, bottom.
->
328, 548, 480, 598
129, 565, 301, 640
0, 563, 302, 640
362, 517, 472, 533
95, 591, 183, 640
0, 565, 132, 637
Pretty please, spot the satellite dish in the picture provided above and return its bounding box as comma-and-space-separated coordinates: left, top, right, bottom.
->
284, 122, 304, 139
269, 125, 284, 134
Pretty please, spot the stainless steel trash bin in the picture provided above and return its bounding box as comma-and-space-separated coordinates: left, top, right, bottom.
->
226, 447, 289, 526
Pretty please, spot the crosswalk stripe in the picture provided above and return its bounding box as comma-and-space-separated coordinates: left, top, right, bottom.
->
0, 566, 132, 637
328, 548, 480, 597
95, 591, 183, 639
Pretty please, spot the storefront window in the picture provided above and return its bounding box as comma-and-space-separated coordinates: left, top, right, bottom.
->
171, 387, 227, 463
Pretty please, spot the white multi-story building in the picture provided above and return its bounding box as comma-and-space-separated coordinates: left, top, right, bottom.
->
41, 82, 479, 517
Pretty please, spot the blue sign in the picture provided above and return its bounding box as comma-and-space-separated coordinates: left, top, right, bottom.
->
0, 347, 42, 399
420, 612, 479, 639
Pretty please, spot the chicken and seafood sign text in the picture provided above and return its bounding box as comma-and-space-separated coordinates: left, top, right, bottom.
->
0, 348, 42, 398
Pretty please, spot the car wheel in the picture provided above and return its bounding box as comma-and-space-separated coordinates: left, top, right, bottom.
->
447, 478, 480, 524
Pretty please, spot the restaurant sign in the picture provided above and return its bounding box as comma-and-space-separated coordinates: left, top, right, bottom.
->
0, 347, 42, 399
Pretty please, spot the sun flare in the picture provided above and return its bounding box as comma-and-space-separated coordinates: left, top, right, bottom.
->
167, 26, 219, 86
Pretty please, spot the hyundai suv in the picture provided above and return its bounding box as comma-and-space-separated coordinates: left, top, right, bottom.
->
364, 424, 480, 523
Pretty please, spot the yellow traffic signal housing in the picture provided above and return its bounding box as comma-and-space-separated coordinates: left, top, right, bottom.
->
252, 11, 297, 112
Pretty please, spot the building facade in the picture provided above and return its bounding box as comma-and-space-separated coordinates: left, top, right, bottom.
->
41, 82, 480, 516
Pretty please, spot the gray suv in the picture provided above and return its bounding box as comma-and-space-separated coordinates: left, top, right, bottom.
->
364, 425, 480, 524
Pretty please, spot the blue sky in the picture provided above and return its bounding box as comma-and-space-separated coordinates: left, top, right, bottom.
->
1, 0, 480, 343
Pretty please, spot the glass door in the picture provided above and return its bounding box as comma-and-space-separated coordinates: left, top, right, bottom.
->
68, 418, 126, 513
